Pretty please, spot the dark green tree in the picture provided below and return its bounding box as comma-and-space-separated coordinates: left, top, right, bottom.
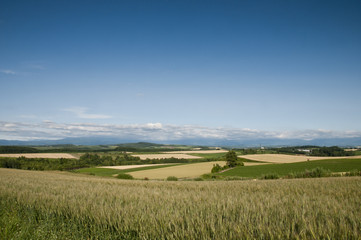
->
211, 163, 223, 173
225, 150, 238, 167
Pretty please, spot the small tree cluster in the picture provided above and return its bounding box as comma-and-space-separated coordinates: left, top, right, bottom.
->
211, 164, 223, 173
166, 176, 178, 181
225, 150, 243, 168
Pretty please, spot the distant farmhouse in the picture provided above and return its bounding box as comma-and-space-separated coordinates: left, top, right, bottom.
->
298, 149, 311, 153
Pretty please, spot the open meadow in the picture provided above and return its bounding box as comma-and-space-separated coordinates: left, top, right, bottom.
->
220, 158, 361, 179
1, 168, 360, 239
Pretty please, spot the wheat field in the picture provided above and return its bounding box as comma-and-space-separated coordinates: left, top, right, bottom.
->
0, 153, 77, 159
162, 150, 228, 154
129, 161, 226, 179
239, 153, 361, 163
131, 153, 203, 160
98, 163, 174, 170
1, 168, 360, 239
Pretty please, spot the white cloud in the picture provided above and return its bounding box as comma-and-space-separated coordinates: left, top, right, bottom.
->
0, 69, 16, 75
145, 123, 162, 129
1, 120, 361, 142
64, 107, 112, 119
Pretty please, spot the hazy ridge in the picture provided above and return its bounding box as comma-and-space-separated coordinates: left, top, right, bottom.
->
1, 136, 361, 147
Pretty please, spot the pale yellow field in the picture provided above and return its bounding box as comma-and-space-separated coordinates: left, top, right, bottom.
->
132, 153, 202, 160
98, 163, 175, 170
239, 154, 361, 163
243, 162, 268, 166
129, 161, 226, 179
162, 150, 228, 154
0, 153, 78, 159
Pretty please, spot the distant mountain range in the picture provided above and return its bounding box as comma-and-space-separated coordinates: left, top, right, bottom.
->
1, 136, 361, 147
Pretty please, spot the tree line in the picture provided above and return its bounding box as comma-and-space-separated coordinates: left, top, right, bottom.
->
0, 152, 216, 171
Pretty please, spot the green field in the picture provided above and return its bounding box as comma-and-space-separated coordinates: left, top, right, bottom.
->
1, 168, 360, 239
74, 164, 182, 177
76, 158, 361, 179
219, 158, 361, 178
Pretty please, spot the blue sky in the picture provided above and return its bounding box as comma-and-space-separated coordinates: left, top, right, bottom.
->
1, 0, 361, 141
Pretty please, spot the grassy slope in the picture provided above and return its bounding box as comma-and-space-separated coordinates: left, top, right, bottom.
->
1, 168, 361, 239
237, 157, 267, 163
74, 164, 182, 177
219, 158, 361, 178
